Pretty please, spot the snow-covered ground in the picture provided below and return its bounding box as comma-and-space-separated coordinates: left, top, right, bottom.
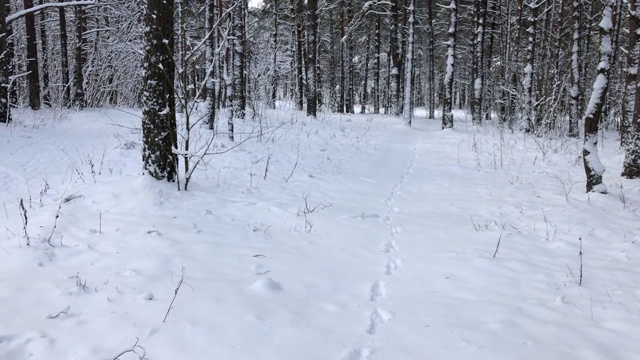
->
1, 107, 639, 360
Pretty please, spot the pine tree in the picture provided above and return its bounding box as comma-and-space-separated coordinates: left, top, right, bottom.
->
305, 0, 318, 117
442, 0, 457, 129
24, 0, 40, 110
142, 0, 178, 182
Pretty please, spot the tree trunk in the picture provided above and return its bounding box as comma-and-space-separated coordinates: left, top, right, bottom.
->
568, 0, 580, 138
523, 1, 538, 133
471, 0, 488, 125
402, 0, 415, 125
205, 0, 216, 130
24, 0, 40, 110
305, 0, 317, 117
583, 0, 615, 193
294, 0, 304, 110
270, 0, 278, 109
338, 0, 345, 113
232, 0, 245, 123
388, 1, 400, 116
361, 34, 370, 114
442, 0, 457, 129
73, 5, 87, 108
426, 0, 435, 119
0, 0, 10, 122
58, 0, 70, 107
622, 0, 640, 178
142, 0, 177, 182
39, 0, 50, 107
373, 14, 381, 114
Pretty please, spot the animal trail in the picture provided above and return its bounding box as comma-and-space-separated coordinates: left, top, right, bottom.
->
382, 240, 397, 253
369, 280, 387, 302
384, 258, 402, 275
343, 348, 373, 360
367, 307, 393, 335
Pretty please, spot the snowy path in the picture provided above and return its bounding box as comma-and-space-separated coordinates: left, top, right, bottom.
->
1, 110, 639, 360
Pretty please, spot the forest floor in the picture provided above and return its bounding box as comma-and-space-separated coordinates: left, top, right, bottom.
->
0, 106, 639, 360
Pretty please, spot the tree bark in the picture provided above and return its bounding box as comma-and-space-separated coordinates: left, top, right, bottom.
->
442, 0, 457, 129
0, 0, 11, 122
142, 0, 177, 182
305, 0, 317, 117
402, 0, 415, 125
622, 0, 640, 178
24, 0, 40, 110
72, 5, 87, 108
583, 0, 615, 193
568, 0, 580, 138
58, 0, 70, 107
39, 0, 50, 106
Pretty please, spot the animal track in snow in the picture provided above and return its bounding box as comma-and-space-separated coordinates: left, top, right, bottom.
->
382, 240, 397, 253
369, 280, 387, 302
343, 348, 373, 360
367, 307, 393, 334
384, 258, 402, 275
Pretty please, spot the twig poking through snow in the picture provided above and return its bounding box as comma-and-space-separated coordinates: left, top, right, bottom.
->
284, 146, 299, 183
111, 337, 147, 360
493, 228, 504, 258
579, 237, 583, 286
163, 267, 186, 323
18, 198, 29, 246
47, 195, 65, 246
47, 305, 70, 319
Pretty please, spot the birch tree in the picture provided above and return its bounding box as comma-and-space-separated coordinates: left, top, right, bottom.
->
583, 0, 615, 193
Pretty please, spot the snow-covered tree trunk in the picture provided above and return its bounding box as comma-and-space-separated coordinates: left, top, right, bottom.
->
361, 34, 370, 114
471, 0, 487, 126
305, 0, 317, 117
294, 0, 304, 111
522, 1, 538, 133
388, 1, 400, 116
583, 0, 615, 193
232, 0, 245, 122
426, 0, 435, 119
568, 0, 581, 138
205, 0, 216, 130
402, 0, 414, 125
622, 0, 640, 178
0, 0, 10, 123
373, 14, 381, 114
345, 0, 354, 114
142, 0, 177, 182
621, 0, 639, 148
442, 0, 457, 129
270, 0, 278, 109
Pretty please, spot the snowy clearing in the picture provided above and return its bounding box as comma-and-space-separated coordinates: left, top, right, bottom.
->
1, 108, 639, 360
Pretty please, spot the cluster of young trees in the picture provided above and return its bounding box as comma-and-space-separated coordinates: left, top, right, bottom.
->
2, 0, 640, 192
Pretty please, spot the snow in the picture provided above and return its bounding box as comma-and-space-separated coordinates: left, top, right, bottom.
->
1, 107, 640, 359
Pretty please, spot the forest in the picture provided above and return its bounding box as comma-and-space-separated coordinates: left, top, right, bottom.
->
1, 1, 640, 359
1, 0, 640, 191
